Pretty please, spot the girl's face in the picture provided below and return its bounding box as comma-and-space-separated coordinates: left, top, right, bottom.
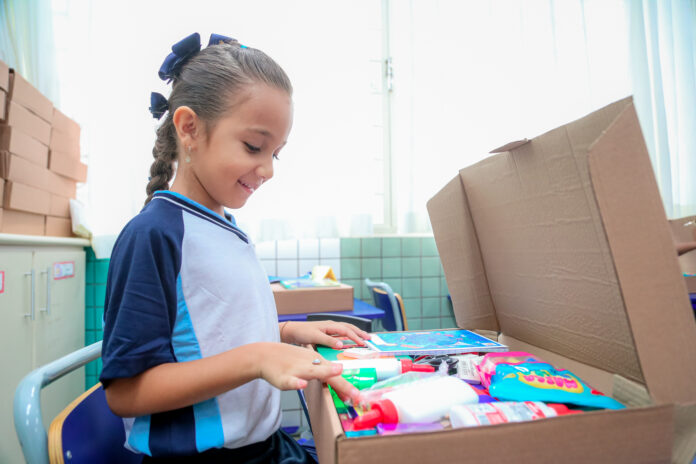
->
178, 84, 293, 214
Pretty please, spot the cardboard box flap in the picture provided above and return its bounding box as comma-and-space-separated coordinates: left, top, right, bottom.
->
489, 139, 530, 154
426, 176, 499, 331
588, 102, 696, 404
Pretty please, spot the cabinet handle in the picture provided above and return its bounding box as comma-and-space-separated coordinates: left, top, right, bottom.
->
40, 268, 51, 315
24, 270, 35, 320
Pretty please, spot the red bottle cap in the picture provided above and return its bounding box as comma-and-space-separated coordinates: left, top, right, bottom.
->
400, 359, 435, 374
351, 399, 399, 430
547, 403, 583, 416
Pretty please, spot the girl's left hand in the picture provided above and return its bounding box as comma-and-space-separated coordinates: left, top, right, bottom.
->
280, 320, 371, 349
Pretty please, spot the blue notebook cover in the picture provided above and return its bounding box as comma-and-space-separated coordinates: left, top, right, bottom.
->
365, 329, 507, 355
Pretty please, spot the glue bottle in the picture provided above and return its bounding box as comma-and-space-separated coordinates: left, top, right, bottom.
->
352, 376, 479, 430
337, 358, 435, 381
449, 401, 582, 428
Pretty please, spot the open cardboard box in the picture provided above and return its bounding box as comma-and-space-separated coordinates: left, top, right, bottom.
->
669, 216, 696, 293
272, 282, 353, 315
305, 97, 696, 463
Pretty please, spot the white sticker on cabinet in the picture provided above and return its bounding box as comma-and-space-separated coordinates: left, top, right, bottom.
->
53, 261, 75, 280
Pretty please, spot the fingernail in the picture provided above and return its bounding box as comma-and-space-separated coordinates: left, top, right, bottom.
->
334, 341, 343, 349
331, 363, 343, 375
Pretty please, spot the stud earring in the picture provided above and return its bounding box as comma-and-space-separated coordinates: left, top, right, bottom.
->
185, 146, 192, 163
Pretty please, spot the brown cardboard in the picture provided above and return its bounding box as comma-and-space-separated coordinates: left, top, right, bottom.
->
306, 97, 696, 463
0, 89, 6, 122
0, 126, 49, 167
48, 149, 87, 182
49, 128, 80, 157
271, 283, 353, 314
49, 194, 71, 218
45, 216, 73, 237
51, 108, 80, 142
0, 151, 48, 190
0, 60, 8, 92
6, 100, 51, 146
3, 181, 50, 215
0, 208, 44, 235
44, 170, 77, 198
0, 178, 3, 205
8, 70, 53, 122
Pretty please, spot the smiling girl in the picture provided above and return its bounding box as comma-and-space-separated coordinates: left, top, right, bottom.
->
100, 33, 369, 463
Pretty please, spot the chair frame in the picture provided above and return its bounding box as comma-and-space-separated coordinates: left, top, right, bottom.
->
14, 342, 102, 464
364, 278, 406, 331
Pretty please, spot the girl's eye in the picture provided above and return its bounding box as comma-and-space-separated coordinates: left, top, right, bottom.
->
244, 142, 261, 153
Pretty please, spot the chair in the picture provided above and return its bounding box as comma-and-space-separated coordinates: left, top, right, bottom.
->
306, 312, 373, 332
14, 341, 142, 464
364, 278, 408, 331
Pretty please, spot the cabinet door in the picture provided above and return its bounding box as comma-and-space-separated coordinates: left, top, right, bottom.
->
32, 248, 86, 427
0, 248, 35, 464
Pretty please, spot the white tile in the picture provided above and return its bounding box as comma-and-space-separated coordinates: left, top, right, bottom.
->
298, 259, 318, 277
320, 238, 340, 258
298, 239, 319, 259
319, 258, 341, 280
277, 260, 299, 278
260, 259, 277, 276
277, 239, 298, 259
255, 241, 276, 260
281, 410, 301, 428
280, 390, 301, 410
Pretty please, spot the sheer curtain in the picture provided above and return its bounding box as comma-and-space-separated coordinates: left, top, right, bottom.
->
388, 0, 633, 233
627, 0, 696, 219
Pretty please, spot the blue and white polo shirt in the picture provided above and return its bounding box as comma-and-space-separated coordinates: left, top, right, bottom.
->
100, 191, 281, 457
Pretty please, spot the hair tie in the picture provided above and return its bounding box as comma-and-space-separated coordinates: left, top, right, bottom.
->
149, 92, 169, 119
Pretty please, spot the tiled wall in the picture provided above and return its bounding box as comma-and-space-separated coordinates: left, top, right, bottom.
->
83, 236, 457, 431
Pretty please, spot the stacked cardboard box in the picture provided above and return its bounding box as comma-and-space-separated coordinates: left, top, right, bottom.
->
0, 60, 87, 237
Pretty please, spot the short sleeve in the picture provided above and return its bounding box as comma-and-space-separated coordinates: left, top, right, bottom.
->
100, 215, 183, 385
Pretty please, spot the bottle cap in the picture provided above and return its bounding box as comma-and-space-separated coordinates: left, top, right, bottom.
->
400, 359, 435, 374
351, 399, 399, 430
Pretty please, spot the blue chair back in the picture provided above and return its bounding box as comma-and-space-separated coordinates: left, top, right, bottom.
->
364, 279, 407, 331
49, 384, 142, 464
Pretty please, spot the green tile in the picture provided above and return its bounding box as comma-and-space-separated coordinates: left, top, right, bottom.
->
440, 276, 449, 295
96, 329, 104, 342
403, 298, 421, 318
85, 306, 95, 331
402, 237, 421, 257
86, 375, 97, 389
86, 329, 96, 345
85, 283, 95, 307
95, 260, 110, 284
85, 246, 96, 260
343, 279, 361, 292
360, 280, 372, 300
402, 278, 421, 298
382, 258, 402, 278
422, 237, 439, 256
382, 238, 401, 257
86, 262, 95, 284
443, 316, 457, 328
96, 306, 104, 328
422, 318, 441, 330
86, 360, 97, 377
422, 277, 440, 297
94, 284, 107, 307
441, 297, 454, 317
421, 257, 442, 277
340, 238, 361, 258
361, 258, 381, 279
408, 318, 422, 330
361, 238, 381, 257
97, 358, 103, 374
402, 257, 421, 278
386, 278, 402, 295
341, 258, 361, 279
422, 297, 440, 317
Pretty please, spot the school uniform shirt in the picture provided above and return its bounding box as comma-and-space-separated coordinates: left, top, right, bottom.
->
100, 191, 281, 457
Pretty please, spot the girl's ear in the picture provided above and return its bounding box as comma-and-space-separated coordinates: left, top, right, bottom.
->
172, 106, 200, 149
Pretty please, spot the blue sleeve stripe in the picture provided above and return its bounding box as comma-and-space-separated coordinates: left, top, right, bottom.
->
172, 275, 204, 362
193, 398, 226, 452
128, 415, 152, 456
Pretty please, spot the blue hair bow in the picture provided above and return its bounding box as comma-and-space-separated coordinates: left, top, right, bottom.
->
149, 92, 169, 119
158, 32, 202, 82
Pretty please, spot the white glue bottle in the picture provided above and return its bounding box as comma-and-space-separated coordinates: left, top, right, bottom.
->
449, 401, 581, 428
337, 358, 434, 381
352, 376, 479, 429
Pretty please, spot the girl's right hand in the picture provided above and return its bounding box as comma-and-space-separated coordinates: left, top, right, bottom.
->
256, 343, 359, 401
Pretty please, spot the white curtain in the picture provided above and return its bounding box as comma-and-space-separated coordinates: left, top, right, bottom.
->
627, 0, 696, 219
388, 0, 633, 233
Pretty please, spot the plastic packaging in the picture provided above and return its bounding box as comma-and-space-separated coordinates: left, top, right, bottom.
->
356, 371, 439, 407
452, 354, 483, 383
352, 376, 479, 430
476, 352, 543, 387
488, 362, 625, 410
449, 401, 581, 428
337, 358, 434, 381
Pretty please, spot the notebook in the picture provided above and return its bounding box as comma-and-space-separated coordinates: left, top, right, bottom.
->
365, 329, 508, 356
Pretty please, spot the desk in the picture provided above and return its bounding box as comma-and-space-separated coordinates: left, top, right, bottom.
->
277, 299, 385, 322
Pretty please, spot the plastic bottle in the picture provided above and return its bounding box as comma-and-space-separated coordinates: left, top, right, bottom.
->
352, 376, 479, 430
337, 358, 435, 381
449, 401, 582, 428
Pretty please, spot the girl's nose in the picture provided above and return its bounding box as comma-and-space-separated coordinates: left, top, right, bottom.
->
257, 157, 274, 180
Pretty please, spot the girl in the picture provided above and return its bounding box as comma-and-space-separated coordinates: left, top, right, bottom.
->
100, 32, 370, 463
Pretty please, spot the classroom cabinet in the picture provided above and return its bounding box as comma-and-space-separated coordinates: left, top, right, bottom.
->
0, 234, 87, 464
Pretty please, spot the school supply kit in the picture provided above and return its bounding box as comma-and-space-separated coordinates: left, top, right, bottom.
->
304, 97, 696, 464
